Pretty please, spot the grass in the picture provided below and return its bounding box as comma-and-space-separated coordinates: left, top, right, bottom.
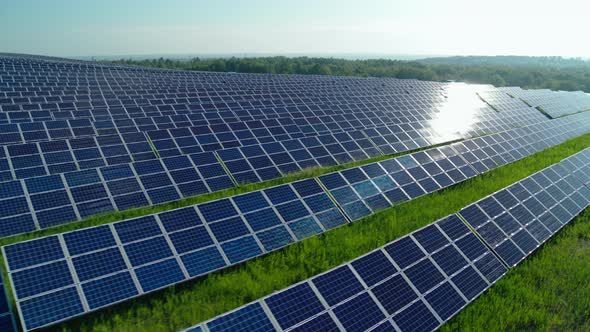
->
442, 208, 590, 331
32, 133, 590, 332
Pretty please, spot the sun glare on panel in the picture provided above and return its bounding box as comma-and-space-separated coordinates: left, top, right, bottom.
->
429, 83, 486, 142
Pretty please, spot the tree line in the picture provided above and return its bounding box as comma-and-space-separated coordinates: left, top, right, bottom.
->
109, 56, 590, 92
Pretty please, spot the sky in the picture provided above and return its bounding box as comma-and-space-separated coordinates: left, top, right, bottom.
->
1, 0, 589, 58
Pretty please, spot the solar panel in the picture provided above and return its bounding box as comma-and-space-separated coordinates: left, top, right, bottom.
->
185, 214, 506, 332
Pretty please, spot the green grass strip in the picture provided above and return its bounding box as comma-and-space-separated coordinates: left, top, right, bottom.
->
39, 133, 590, 332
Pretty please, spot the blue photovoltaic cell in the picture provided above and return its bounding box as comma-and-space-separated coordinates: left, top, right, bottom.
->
243, 208, 282, 232
393, 300, 440, 332
264, 185, 298, 204
114, 216, 161, 243
232, 191, 269, 213
82, 272, 139, 309
63, 225, 116, 256
404, 259, 445, 293
220, 236, 262, 264
425, 282, 466, 321
372, 274, 417, 315
313, 266, 364, 306
181, 247, 227, 277
124, 236, 173, 267
315, 208, 348, 230
333, 292, 385, 332
136, 259, 185, 292
12, 261, 72, 299
288, 216, 323, 239
19, 287, 83, 330
198, 199, 237, 223
275, 200, 309, 222
158, 207, 201, 233
413, 224, 449, 253
72, 248, 127, 282
0, 273, 15, 332
351, 250, 398, 287
385, 237, 425, 269
4, 236, 64, 270
169, 226, 213, 254
256, 225, 294, 251
451, 266, 488, 301
266, 283, 324, 330
25, 175, 64, 194
209, 217, 250, 242
432, 245, 468, 276
342, 201, 371, 220
206, 303, 275, 332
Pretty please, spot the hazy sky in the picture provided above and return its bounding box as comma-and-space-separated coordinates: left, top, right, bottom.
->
1, 0, 589, 57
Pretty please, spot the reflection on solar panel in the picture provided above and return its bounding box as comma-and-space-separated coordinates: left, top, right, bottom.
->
185, 214, 507, 332
0, 273, 16, 332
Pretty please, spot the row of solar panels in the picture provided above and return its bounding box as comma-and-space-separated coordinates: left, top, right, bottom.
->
3, 120, 590, 331
499, 87, 590, 118
0, 94, 540, 142
0, 112, 586, 239
0, 101, 543, 148
0, 108, 466, 183
183, 149, 590, 332
0, 91, 444, 112
0, 106, 582, 188
0, 91, 541, 148
0, 73, 445, 109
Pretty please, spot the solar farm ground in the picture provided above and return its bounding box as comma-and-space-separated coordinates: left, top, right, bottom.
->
14, 133, 586, 332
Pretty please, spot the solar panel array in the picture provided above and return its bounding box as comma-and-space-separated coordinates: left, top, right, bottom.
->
0, 110, 588, 240
0, 273, 16, 332
184, 153, 590, 332
498, 87, 590, 118
5, 139, 590, 330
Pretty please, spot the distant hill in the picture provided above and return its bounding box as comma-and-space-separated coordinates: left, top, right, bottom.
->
419, 55, 590, 68
110, 55, 590, 92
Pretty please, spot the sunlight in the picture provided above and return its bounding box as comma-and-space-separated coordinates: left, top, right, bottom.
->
429, 83, 486, 142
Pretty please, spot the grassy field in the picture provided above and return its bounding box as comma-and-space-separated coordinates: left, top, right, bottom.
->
30, 133, 588, 332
